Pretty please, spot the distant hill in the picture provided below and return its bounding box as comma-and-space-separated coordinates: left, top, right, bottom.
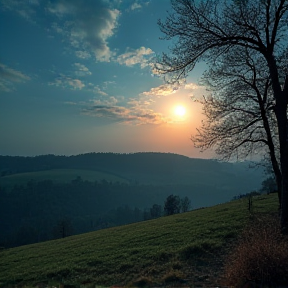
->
0, 152, 264, 194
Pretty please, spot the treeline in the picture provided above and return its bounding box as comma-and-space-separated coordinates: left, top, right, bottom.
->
0, 153, 210, 177
0, 177, 192, 248
0, 153, 265, 199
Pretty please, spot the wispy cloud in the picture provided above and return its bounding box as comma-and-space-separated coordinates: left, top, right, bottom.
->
0, 63, 30, 92
47, 0, 120, 62
141, 81, 201, 97
75, 50, 91, 59
73, 63, 92, 77
141, 83, 178, 96
87, 83, 108, 96
49, 74, 85, 90
183, 82, 203, 99
81, 91, 169, 125
127, 1, 150, 12
184, 83, 200, 90
116, 47, 154, 68
1, 0, 39, 23
82, 104, 168, 125
130, 2, 142, 10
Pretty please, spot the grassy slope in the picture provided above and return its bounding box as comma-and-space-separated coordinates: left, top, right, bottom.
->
0, 169, 129, 188
0, 194, 278, 287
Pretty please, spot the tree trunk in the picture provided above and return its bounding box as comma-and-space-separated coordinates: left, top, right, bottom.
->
268, 139, 282, 207
280, 127, 288, 234
266, 55, 288, 232
260, 104, 282, 205
281, 164, 288, 234
275, 96, 288, 234
275, 172, 282, 206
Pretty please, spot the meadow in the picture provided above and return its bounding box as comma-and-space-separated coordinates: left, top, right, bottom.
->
0, 193, 278, 287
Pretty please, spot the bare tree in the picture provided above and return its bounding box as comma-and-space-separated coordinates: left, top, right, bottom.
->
156, 0, 288, 232
181, 196, 191, 212
193, 45, 282, 203
52, 217, 73, 239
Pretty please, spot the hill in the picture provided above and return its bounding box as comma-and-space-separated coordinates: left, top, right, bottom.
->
0, 152, 265, 194
0, 193, 278, 288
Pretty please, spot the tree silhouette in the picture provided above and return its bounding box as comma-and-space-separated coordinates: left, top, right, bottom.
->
181, 196, 191, 212
164, 194, 181, 216
150, 204, 162, 218
52, 217, 73, 239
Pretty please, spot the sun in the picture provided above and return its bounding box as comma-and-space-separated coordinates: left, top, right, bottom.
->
174, 105, 186, 117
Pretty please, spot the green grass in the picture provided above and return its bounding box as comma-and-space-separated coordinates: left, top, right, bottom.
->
0, 193, 278, 287
0, 169, 129, 188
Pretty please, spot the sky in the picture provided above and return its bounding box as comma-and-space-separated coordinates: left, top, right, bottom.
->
0, 0, 213, 158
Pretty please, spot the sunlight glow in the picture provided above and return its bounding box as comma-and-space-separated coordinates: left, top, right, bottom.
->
174, 105, 186, 117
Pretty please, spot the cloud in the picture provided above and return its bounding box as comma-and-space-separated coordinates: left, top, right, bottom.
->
49, 74, 85, 90
127, 98, 154, 108
127, 1, 150, 11
0, 63, 30, 92
49, 63, 92, 91
47, 0, 120, 62
1, 0, 39, 23
68, 79, 85, 90
141, 83, 178, 96
1, 1, 120, 62
130, 2, 142, 10
184, 83, 200, 90
116, 47, 154, 68
75, 50, 91, 59
140, 81, 201, 98
82, 104, 167, 125
183, 82, 204, 99
87, 84, 108, 96
73, 63, 92, 77
81, 92, 168, 125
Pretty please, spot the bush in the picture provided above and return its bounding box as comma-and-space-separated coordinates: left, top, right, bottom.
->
222, 215, 288, 287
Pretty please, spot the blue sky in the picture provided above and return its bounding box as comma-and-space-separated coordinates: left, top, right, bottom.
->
0, 0, 212, 158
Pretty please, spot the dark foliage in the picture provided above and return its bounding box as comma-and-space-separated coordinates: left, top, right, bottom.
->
150, 204, 162, 219
181, 196, 191, 212
164, 194, 181, 216
0, 179, 195, 248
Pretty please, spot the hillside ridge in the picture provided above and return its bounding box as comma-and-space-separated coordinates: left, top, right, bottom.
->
0, 152, 264, 187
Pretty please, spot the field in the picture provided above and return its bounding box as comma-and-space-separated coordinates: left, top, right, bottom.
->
0, 169, 129, 188
0, 193, 278, 287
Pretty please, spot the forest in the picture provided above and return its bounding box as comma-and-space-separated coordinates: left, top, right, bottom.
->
0, 152, 266, 248
0, 178, 196, 247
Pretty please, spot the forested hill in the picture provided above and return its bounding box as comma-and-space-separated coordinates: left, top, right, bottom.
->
0, 152, 263, 189
0, 152, 218, 175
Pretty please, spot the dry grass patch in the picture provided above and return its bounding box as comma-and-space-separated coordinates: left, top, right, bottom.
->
222, 214, 288, 287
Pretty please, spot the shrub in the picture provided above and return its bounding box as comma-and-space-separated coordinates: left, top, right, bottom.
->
222, 215, 288, 287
